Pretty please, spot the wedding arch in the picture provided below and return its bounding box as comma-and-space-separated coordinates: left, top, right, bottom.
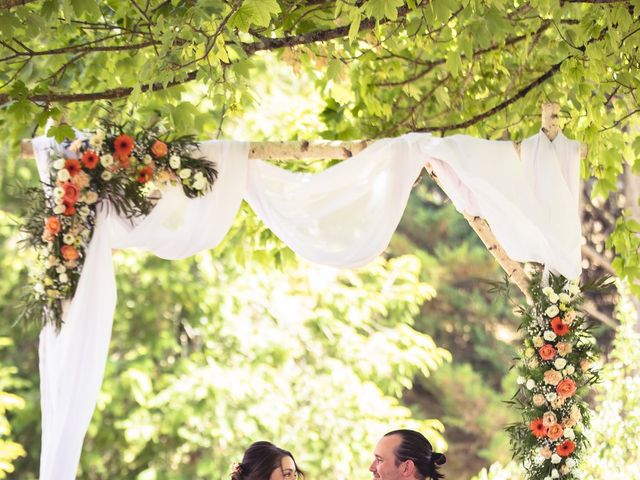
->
22, 103, 604, 480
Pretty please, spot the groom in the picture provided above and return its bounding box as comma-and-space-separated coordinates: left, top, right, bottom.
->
369, 429, 446, 480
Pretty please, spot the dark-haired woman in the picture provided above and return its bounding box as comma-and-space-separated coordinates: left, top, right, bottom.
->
231, 441, 303, 480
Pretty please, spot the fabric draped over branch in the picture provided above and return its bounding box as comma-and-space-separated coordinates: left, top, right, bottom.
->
32, 131, 581, 479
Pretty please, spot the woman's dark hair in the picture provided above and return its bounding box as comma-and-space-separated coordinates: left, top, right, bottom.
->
384, 429, 446, 480
231, 441, 304, 480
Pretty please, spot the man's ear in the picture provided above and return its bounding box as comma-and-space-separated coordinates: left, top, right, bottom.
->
402, 459, 416, 478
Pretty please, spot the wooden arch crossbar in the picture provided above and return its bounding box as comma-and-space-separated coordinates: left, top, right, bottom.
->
22, 104, 612, 326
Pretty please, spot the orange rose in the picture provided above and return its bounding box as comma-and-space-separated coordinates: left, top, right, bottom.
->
63, 204, 76, 216
547, 423, 564, 440
150, 140, 168, 158
544, 369, 562, 386
556, 342, 572, 356
62, 182, 79, 205
71, 171, 90, 190
61, 245, 79, 261
539, 344, 557, 361
539, 446, 552, 459
45, 216, 61, 235
556, 378, 577, 398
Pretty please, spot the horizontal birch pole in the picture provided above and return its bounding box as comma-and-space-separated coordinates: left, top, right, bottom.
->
20, 137, 587, 160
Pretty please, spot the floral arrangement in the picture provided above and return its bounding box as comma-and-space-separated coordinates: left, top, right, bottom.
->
507, 272, 602, 480
20, 120, 218, 329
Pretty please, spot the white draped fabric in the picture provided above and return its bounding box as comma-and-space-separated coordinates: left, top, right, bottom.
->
32, 131, 581, 479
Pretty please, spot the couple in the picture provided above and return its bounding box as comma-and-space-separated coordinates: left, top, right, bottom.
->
231, 429, 446, 480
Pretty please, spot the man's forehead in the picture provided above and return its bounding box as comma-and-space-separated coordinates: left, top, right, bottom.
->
375, 434, 402, 455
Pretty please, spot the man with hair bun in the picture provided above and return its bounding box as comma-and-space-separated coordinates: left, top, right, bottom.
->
369, 429, 446, 480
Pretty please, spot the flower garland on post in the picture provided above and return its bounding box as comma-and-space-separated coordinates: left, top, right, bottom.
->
20, 121, 218, 329
508, 271, 602, 480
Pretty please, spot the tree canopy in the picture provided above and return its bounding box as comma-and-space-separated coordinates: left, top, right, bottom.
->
1, 0, 638, 291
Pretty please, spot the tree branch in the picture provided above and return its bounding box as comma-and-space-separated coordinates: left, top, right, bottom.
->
415, 59, 567, 133
375, 21, 552, 88
241, 2, 418, 54
0, 1, 422, 107
0, 70, 199, 106
0, 0, 37, 8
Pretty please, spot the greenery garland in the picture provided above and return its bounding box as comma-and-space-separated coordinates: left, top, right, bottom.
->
507, 271, 604, 480
20, 120, 218, 329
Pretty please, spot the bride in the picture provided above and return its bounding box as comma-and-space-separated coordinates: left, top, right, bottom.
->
231, 441, 304, 480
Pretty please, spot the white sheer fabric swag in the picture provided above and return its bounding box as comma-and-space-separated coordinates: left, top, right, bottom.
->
32, 131, 581, 479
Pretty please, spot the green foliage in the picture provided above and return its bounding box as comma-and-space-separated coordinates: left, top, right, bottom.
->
1, 0, 638, 288
581, 282, 640, 478
0, 337, 26, 479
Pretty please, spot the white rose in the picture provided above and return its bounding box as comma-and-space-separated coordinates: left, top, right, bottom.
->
544, 330, 557, 341
564, 427, 575, 439
143, 154, 153, 165
53, 187, 65, 199
546, 305, 559, 317
85, 191, 99, 204
542, 286, 554, 296
526, 379, 536, 390
79, 206, 90, 217
193, 178, 207, 190
89, 135, 102, 147
551, 454, 562, 464
551, 468, 559, 478
548, 292, 559, 304
169, 155, 181, 169
101, 154, 114, 167
565, 365, 575, 375
179, 168, 192, 179
59, 273, 68, 283
558, 293, 571, 304
101, 171, 112, 181
53, 204, 65, 214
568, 283, 581, 295
57, 168, 71, 182
52, 158, 66, 170
56, 265, 66, 274
63, 234, 75, 245
517, 376, 526, 385
533, 336, 544, 347
545, 392, 557, 402
554, 358, 567, 369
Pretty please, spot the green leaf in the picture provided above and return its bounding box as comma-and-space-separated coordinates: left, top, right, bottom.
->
70, 0, 101, 17
48, 123, 76, 143
363, 0, 404, 21
0, 13, 22, 35
229, 0, 279, 30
